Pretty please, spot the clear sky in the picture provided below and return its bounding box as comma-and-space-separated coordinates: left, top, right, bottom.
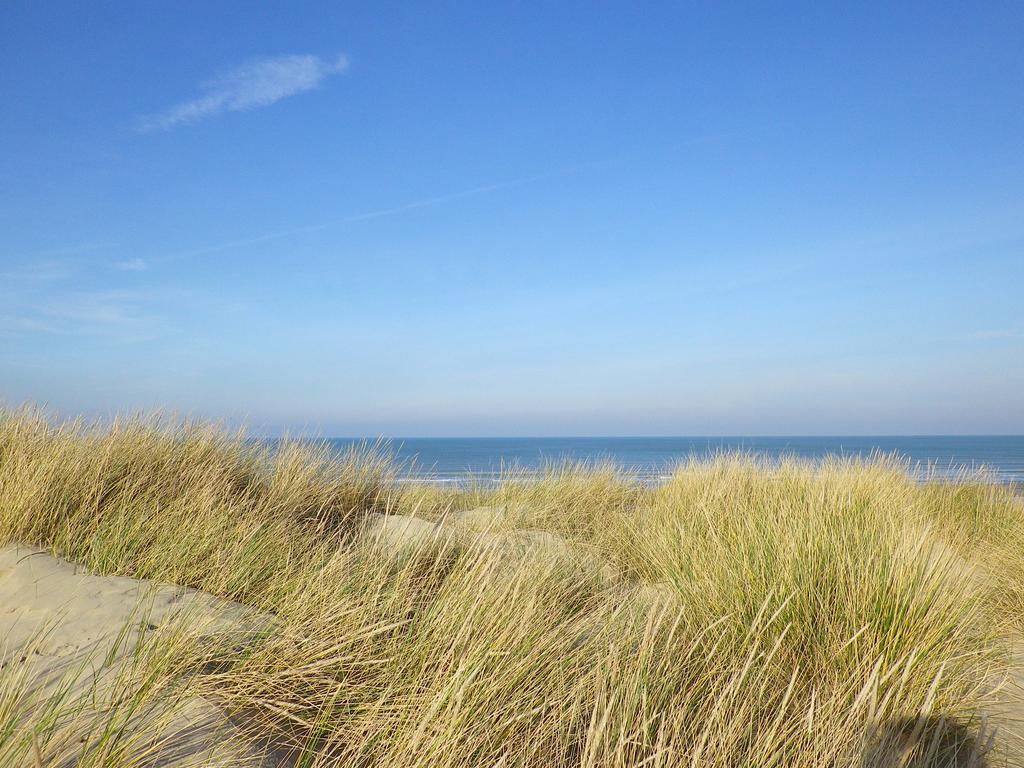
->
1, 2, 1022, 436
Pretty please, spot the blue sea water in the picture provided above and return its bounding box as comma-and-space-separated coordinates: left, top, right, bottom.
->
324, 436, 1024, 485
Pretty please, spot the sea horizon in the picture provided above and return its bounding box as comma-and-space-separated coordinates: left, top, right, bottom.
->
317, 435, 1024, 484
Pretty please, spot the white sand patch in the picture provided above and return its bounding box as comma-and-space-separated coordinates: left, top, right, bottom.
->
0, 545, 289, 767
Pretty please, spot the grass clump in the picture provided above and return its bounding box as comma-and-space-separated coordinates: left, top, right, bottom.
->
0, 407, 396, 603
2, 406, 1023, 766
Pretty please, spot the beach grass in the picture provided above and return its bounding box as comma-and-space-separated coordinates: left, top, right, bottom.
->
2, 406, 1023, 766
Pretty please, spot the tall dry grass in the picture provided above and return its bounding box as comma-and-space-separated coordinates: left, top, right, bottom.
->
0, 407, 396, 605
2, 406, 1023, 766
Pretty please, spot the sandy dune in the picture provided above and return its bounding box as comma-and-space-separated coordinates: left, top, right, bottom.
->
0, 545, 288, 767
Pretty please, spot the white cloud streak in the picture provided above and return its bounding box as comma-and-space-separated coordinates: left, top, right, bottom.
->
960, 329, 1023, 341
114, 258, 146, 271
155, 167, 589, 263
137, 53, 349, 131
0, 256, 189, 342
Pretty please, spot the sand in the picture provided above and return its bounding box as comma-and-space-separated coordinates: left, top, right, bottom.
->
0, 544, 289, 767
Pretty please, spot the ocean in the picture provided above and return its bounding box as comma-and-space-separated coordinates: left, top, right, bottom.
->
323, 436, 1024, 485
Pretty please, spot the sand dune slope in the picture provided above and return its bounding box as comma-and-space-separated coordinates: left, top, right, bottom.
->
0, 545, 288, 767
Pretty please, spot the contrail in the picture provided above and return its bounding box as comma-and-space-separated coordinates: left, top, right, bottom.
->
156, 167, 584, 263
150, 129, 749, 264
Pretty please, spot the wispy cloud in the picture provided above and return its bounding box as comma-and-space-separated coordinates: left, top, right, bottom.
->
0, 315, 68, 338
41, 289, 150, 327
0, 256, 188, 342
960, 329, 1023, 341
114, 258, 146, 271
5, 287, 208, 343
137, 53, 349, 131
1, 243, 116, 283
0, 259, 76, 283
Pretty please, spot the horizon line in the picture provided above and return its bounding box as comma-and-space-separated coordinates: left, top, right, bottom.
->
276, 434, 1024, 440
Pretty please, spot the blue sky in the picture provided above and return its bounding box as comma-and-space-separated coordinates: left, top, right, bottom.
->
1, 1, 1022, 436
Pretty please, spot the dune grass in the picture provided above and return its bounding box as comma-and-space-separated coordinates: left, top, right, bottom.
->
2, 406, 1024, 766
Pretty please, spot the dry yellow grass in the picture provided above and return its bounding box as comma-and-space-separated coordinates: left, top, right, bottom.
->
2, 406, 1023, 766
